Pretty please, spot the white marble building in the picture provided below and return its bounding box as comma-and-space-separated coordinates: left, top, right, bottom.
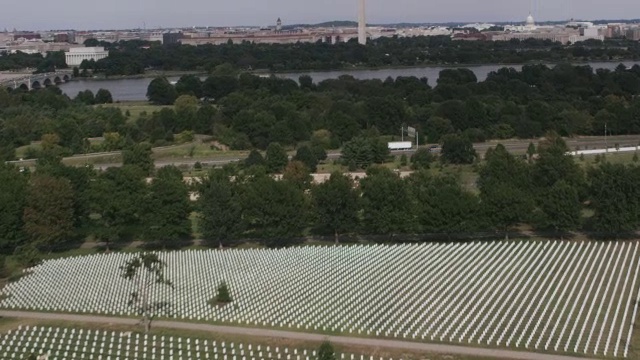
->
64, 47, 109, 66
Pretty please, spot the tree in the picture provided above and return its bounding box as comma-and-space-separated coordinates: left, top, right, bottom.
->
89, 166, 146, 250
141, 166, 191, 247
0, 164, 28, 253
536, 180, 581, 238
481, 183, 533, 239
293, 145, 319, 172
241, 175, 307, 246
588, 163, 640, 237
407, 171, 479, 238
360, 167, 412, 236
198, 170, 243, 248
75, 89, 95, 105
440, 134, 477, 164
174, 94, 199, 114
479, 145, 533, 239
311, 172, 359, 244
23, 175, 75, 251
283, 161, 313, 190
341, 136, 389, 169
410, 148, 435, 169
244, 149, 266, 169
121, 253, 172, 333
216, 281, 232, 304
95, 89, 113, 104
123, 142, 154, 176
532, 133, 584, 191
265, 142, 289, 173
527, 142, 537, 162
318, 341, 336, 360
147, 77, 177, 105
175, 75, 203, 98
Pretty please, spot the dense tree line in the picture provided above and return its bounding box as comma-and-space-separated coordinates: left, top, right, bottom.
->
3, 63, 640, 166
0, 51, 67, 73
77, 37, 640, 75
195, 134, 640, 247
0, 150, 192, 257
2, 133, 640, 260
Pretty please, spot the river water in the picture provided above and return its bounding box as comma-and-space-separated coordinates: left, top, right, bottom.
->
59, 61, 640, 102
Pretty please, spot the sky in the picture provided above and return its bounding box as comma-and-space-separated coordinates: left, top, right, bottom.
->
2, 0, 640, 31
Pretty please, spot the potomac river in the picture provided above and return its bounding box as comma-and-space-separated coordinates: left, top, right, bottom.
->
60, 61, 640, 102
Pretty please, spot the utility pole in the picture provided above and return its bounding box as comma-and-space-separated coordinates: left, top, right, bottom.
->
605, 122, 608, 153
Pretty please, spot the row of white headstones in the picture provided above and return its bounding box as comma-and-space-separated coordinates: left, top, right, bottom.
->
1, 241, 639, 357
0, 325, 384, 360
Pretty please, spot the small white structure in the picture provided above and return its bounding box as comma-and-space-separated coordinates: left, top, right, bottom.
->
64, 47, 108, 66
388, 142, 413, 151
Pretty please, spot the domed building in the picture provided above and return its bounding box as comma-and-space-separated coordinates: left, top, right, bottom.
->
525, 13, 536, 29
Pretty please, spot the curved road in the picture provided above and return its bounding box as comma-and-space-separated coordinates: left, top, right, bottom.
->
0, 310, 593, 360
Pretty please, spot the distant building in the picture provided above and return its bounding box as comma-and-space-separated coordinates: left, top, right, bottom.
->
13, 33, 40, 41
276, 18, 282, 32
65, 47, 109, 66
628, 27, 640, 41
54, 33, 69, 43
163, 32, 183, 45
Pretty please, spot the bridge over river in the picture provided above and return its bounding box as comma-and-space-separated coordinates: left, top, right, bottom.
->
0, 70, 74, 91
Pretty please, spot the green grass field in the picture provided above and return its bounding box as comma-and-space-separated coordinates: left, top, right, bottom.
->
99, 101, 174, 123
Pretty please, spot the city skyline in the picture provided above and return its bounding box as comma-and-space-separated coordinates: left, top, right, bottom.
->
1, 0, 640, 31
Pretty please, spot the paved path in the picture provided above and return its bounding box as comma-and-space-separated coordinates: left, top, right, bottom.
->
0, 310, 593, 360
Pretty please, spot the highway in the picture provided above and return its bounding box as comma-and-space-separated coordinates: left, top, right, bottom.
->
7, 135, 640, 170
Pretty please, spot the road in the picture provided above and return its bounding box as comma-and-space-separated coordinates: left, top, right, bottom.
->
0, 310, 594, 360
8, 135, 640, 170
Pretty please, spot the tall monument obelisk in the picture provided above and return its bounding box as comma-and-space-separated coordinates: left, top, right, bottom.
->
358, 0, 367, 45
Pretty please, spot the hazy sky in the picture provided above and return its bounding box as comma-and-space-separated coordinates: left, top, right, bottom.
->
3, 0, 639, 31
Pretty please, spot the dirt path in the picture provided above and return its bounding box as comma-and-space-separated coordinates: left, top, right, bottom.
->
0, 310, 594, 360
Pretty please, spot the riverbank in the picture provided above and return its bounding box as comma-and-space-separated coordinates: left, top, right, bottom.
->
70, 70, 208, 82
67, 57, 640, 81
257, 57, 640, 75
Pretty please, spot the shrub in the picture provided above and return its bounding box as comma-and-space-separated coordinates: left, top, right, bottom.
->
216, 281, 232, 304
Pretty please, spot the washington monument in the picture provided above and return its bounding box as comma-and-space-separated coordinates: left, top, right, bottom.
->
358, 0, 367, 45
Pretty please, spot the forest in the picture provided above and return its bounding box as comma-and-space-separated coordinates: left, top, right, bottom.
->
2, 62, 640, 163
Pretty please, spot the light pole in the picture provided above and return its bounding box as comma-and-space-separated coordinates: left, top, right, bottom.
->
605, 122, 608, 154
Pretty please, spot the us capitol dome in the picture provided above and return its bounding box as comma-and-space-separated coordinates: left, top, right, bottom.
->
526, 13, 535, 27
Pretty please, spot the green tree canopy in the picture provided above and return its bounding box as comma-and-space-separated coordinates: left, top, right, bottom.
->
311, 172, 359, 243
147, 77, 178, 105
89, 166, 146, 249
408, 171, 479, 237
265, 142, 289, 174
95, 89, 113, 104
198, 170, 244, 248
341, 136, 389, 169
240, 175, 307, 246
123, 142, 154, 176
141, 166, 191, 247
0, 164, 28, 252
536, 180, 582, 237
588, 163, 640, 237
360, 167, 412, 236
440, 134, 477, 164
23, 175, 75, 250
293, 145, 319, 173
